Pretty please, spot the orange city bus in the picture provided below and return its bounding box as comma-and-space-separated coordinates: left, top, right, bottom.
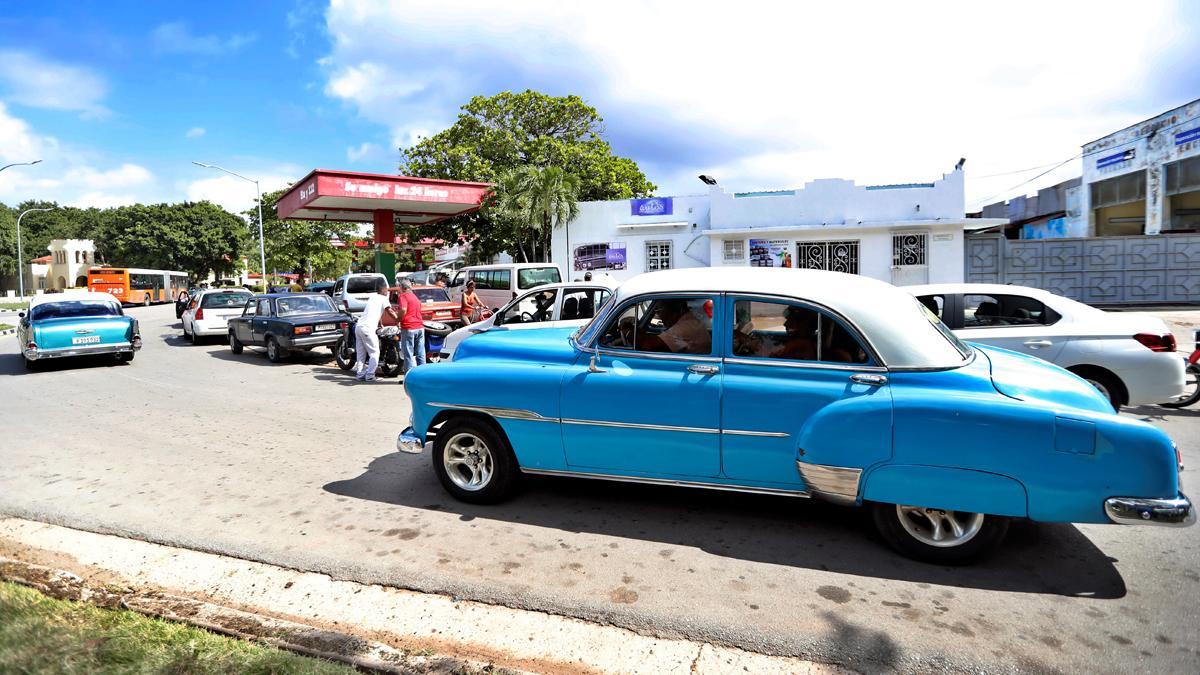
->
88, 267, 189, 306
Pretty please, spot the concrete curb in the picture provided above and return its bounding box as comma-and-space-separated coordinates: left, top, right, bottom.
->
0, 517, 849, 675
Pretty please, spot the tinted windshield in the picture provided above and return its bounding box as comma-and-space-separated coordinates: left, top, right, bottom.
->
200, 292, 251, 308
31, 300, 120, 321
413, 288, 450, 303
517, 267, 561, 289
276, 295, 336, 316
347, 277, 379, 293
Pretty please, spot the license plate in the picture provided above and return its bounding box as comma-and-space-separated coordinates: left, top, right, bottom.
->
72, 336, 101, 345
316, 323, 336, 332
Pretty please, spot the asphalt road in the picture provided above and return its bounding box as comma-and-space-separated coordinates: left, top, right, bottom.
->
2, 304, 1197, 674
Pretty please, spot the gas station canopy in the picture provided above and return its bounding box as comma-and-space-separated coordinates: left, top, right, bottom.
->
275, 169, 493, 283
277, 169, 492, 225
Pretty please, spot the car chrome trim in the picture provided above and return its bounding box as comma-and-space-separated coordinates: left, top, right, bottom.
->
560, 418, 720, 434
426, 402, 558, 423
722, 429, 790, 438
520, 468, 810, 498
796, 461, 863, 506
29, 341, 134, 359
1104, 493, 1194, 527
591, 346, 723, 364
722, 357, 887, 372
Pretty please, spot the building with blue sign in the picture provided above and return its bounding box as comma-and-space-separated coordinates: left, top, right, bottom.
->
1081, 97, 1200, 236
551, 164, 1003, 286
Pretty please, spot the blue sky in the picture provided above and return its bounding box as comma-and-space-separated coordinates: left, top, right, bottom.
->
1, 0, 1198, 214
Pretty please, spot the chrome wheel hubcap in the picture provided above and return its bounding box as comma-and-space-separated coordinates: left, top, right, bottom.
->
268, 342, 277, 359
897, 505, 984, 548
443, 432, 493, 491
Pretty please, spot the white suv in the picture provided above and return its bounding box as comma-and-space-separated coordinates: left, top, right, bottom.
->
908, 283, 1184, 409
332, 273, 388, 314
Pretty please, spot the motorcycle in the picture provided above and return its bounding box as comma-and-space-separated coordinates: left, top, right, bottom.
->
1162, 328, 1200, 409
334, 319, 454, 374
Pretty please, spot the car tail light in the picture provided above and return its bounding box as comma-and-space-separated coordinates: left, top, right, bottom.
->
294, 325, 313, 335
195, 307, 205, 320
1177, 444, 1184, 472
339, 322, 348, 329
1133, 333, 1175, 352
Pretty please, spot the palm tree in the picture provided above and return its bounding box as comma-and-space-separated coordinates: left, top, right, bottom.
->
498, 166, 580, 263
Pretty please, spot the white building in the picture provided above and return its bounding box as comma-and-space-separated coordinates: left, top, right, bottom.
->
551, 167, 1002, 286
45, 239, 98, 290
1081, 97, 1200, 236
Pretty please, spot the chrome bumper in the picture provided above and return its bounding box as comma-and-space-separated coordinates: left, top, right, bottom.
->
796, 461, 862, 506
27, 340, 137, 360
396, 426, 425, 454
1105, 493, 1194, 527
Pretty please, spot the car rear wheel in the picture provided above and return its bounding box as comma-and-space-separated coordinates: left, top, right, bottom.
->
1073, 368, 1123, 411
432, 417, 518, 504
333, 336, 356, 370
229, 331, 244, 354
116, 351, 134, 363
871, 502, 1008, 565
265, 336, 287, 363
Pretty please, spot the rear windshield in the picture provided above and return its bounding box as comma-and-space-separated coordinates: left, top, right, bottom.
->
31, 300, 121, 320
413, 288, 450, 303
347, 277, 380, 293
200, 292, 251, 309
517, 267, 561, 290
276, 295, 336, 316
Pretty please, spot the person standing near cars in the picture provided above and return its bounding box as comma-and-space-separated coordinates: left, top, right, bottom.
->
460, 279, 484, 323
354, 278, 392, 382
396, 278, 426, 380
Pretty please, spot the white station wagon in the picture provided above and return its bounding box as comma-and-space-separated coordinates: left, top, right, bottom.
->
907, 283, 1184, 409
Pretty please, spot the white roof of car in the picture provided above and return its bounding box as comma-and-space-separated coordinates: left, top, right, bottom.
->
608, 268, 969, 368
463, 262, 561, 271
29, 291, 121, 308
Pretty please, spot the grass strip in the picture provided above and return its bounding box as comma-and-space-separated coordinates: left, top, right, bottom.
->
0, 581, 354, 674
0, 324, 13, 332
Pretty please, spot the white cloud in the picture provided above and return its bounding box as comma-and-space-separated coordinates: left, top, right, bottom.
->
346, 141, 380, 162
151, 22, 257, 55
0, 103, 158, 209
185, 127, 206, 138
321, 0, 1194, 207
185, 169, 299, 214
0, 51, 108, 118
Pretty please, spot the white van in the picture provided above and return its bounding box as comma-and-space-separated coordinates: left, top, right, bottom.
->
449, 263, 562, 311
332, 272, 389, 314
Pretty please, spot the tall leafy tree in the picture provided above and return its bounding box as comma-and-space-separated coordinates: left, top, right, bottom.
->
400, 90, 655, 261
245, 189, 357, 282
498, 166, 581, 262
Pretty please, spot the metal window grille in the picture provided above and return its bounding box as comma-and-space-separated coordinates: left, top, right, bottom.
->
892, 232, 927, 266
645, 240, 672, 271
723, 239, 745, 262
796, 240, 859, 274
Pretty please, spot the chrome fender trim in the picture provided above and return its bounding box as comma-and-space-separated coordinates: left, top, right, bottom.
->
796, 461, 863, 506
521, 467, 810, 498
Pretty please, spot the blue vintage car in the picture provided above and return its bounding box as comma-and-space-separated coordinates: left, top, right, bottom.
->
397, 268, 1192, 563
18, 291, 142, 369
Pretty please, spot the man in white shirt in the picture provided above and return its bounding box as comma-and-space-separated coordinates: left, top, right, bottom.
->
354, 278, 392, 382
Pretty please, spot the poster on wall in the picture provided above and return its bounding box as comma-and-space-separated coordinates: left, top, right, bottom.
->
748, 239, 792, 267
574, 242, 627, 271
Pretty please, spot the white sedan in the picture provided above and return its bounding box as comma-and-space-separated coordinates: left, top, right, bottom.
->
181, 288, 254, 345
907, 283, 1184, 409
440, 281, 615, 360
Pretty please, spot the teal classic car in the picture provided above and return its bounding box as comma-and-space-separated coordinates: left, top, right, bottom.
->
398, 268, 1191, 564
18, 291, 142, 369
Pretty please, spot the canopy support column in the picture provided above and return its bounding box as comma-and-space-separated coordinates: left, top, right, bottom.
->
373, 210, 396, 284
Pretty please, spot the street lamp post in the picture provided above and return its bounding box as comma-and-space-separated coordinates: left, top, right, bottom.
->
16, 206, 55, 299
1, 159, 42, 174
192, 162, 267, 291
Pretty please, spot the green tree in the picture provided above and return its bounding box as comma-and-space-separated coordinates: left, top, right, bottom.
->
400, 90, 655, 261
246, 189, 357, 282
94, 202, 245, 281
498, 166, 581, 262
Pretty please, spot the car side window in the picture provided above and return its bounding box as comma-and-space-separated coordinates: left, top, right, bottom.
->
501, 290, 558, 325
963, 293, 1057, 328
495, 269, 511, 290
731, 299, 869, 364
242, 300, 256, 316
256, 299, 272, 317
598, 296, 713, 355
916, 294, 945, 320
334, 280, 344, 295
561, 288, 608, 320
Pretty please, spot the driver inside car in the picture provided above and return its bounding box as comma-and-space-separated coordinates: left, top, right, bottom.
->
641, 299, 711, 354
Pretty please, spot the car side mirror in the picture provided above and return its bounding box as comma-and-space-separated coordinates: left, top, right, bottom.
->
18, 312, 25, 319
585, 342, 606, 373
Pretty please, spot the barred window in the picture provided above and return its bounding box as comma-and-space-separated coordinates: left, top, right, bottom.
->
892, 232, 927, 266
796, 241, 859, 274
723, 239, 745, 263
645, 240, 672, 271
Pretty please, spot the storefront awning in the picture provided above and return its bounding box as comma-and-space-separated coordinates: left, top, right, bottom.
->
276, 169, 493, 226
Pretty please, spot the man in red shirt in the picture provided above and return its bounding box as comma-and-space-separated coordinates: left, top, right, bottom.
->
396, 278, 426, 380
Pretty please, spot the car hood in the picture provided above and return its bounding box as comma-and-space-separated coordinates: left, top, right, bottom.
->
975, 344, 1114, 415
452, 326, 578, 364
32, 315, 133, 346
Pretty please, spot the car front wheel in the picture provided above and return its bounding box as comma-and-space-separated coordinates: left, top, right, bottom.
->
871, 502, 1008, 565
432, 417, 518, 504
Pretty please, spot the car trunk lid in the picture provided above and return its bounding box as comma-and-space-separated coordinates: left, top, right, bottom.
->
34, 316, 130, 347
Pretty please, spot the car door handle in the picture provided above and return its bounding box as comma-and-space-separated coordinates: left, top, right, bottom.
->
687, 364, 720, 375
850, 373, 888, 386
1024, 339, 1053, 348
